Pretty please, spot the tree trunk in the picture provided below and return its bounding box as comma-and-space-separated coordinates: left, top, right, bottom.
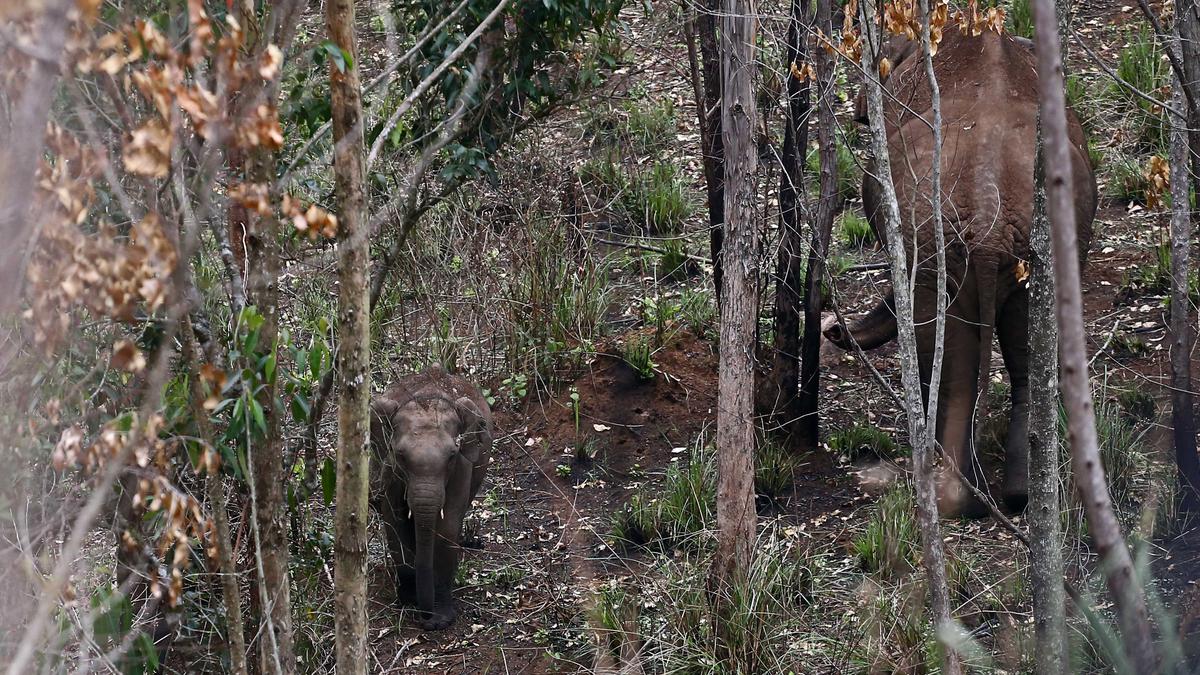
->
1029, 1, 1158, 671
795, 0, 839, 450
770, 0, 811, 439
697, 0, 726, 302
857, 2, 959, 673
1027, 4, 1069, 672
710, 0, 758, 664
1174, 0, 1200, 511
325, 0, 372, 671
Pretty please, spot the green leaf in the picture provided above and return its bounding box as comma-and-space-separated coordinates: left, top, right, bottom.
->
250, 398, 267, 435
321, 41, 353, 73
321, 457, 337, 505
290, 395, 310, 424
309, 341, 325, 380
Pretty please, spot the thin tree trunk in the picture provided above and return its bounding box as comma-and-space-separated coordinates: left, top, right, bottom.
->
857, 3, 959, 673
795, 0, 839, 450
770, 0, 811, 439
1029, 1, 1158, 671
698, 0, 726, 303
1028, 109, 1070, 675
710, 0, 758, 664
180, 314, 249, 675
326, 0, 372, 670
0, 0, 71, 315
1028, 5, 1069, 672
1175, 0, 1200, 510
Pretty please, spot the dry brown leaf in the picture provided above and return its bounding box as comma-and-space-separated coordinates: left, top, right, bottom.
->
123, 119, 172, 177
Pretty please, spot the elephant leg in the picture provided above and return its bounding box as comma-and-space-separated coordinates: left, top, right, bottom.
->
915, 276, 988, 519
998, 289, 1031, 512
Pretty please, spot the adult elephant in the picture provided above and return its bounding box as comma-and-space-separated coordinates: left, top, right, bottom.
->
823, 25, 1096, 517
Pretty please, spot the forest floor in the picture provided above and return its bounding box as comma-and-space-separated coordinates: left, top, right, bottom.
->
332, 1, 1200, 672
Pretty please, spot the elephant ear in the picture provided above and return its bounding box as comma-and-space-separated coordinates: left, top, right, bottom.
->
370, 398, 399, 455
453, 396, 489, 448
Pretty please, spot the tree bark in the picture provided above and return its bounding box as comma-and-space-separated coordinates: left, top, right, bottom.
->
710, 0, 758, 663
857, 2, 959, 673
770, 0, 811, 440
697, 0, 727, 303
795, 0, 839, 450
1029, 1, 1158, 671
0, 0, 71, 315
325, 0, 372, 672
1027, 4, 1070, 673
1174, 0, 1200, 511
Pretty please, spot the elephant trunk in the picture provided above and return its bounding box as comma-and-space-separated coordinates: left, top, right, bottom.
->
407, 481, 444, 617
823, 291, 898, 351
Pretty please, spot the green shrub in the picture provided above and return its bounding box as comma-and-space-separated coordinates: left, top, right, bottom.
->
853, 481, 919, 578
1106, 155, 1153, 204
643, 532, 820, 673
1094, 399, 1149, 502
610, 442, 716, 550
679, 287, 716, 337
838, 211, 875, 249
623, 161, 695, 234
624, 98, 676, 155
827, 423, 899, 463
658, 238, 690, 280
806, 132, 860, 202
1111, 27, 1169, 151
1006, 0, 1033, 39
755, 436, 799, 500
577, 153, 627, 202
621, 336, 657, 380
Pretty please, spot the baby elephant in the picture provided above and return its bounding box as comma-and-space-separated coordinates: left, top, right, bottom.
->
369, 365, 492, 630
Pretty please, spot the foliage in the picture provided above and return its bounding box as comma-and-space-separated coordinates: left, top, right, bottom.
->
622, 161, 695, 234
838, 211, 875, 249
1110, 27, 1170, 151
610, 442, 716, 550
755, 436, 799, 501
1005, 0, 1033, 39
806, 131, 861, 202
853, 482, 919, 578
621, 336, 657, 381
827, 423, 901, 463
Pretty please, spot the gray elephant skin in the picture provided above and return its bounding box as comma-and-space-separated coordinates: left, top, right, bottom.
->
823, 25, 1097, 517
370, 365, 492, 629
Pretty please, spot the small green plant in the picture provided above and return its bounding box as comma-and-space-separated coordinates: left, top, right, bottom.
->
589, 582, 640, 666
1111, 333, 1150, 359
826, 251, 857, 279
838, 211, 875, 249
622, 337, 657, 381
1118, 240, 1171, 301
1107, 155, 1154, 204
623, 161, 695, 234
1111, 27, 1169, 151
610, 441, 716, 550
807, 130, 861, 201
1094, 399, 1149, 502
755, 436, 799, 500
853, 481, 919, 578
577, 153, 627, 201
827, 423, 899, 463
679, 287, 716, 336
569, 386, 581, 434
640, 295, 680, 346
1005, 0, 1033, 39
658, 238, 690, 280
1087, 139, 1104, 170
1116, 386, 1157, 423
624, 97, 676, 154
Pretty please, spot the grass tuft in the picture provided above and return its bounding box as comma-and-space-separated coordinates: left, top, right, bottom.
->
852, 481, 919, 578
827, 423, 900, 463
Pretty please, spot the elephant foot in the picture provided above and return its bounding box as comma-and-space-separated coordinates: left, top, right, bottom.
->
419, 605, 456, 631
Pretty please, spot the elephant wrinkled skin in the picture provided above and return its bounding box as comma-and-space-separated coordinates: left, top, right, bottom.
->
823, 26, 1097, 517
370, 365, 492, 630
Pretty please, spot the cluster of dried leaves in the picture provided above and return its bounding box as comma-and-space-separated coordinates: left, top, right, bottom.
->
803, 0, 1005, 80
